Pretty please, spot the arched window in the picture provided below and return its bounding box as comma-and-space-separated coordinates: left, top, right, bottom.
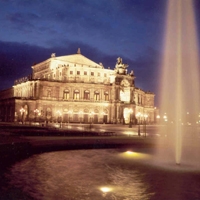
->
47, 89, 51, 97
63, 90, 69, 100
73, 90, 80, 100
94, 91, 100, 101
84, 90, 90, 100
104, 91, 109, 101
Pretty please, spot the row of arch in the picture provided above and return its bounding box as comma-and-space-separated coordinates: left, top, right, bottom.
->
62, 89, 109, 100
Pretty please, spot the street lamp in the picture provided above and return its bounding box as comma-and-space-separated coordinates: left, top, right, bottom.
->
156, 115, 160, 124
136, 112, 141, 136
20, 107, 25, 124
163, 113, 168, 122
79, 111, 83, 123
129, 108, 133, 128
144, 114, 148, 137
89, 111, 94, 130
67, 110, 73, 128
56, 110, 62, 128
102, 111, 106, 124
34, 109, 40, 124
79, 111, 83, 130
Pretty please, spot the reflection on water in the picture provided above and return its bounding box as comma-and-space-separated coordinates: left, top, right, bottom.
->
3, 149, 200, 200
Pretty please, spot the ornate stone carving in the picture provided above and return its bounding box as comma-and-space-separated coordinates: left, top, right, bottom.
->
114, 57, 128, 75
120, 79, 130, 87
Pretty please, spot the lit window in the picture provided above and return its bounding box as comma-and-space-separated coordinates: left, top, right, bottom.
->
77, 71, 80, 75
84, 71, 87, 75
98, 72, 100, 76
104, 91, 109, 101
94, 91, 100, 101
70, 71, 73, 75
104, 73, 107, 77
63, 90, 69, 100
91, 72, 94, 76
84, 90, 90, 100
73, 90, 80, 100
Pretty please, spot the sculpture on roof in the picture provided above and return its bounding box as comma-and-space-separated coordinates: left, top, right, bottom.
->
51, 53, 56, 58
115, 57, 128, 75
77, 48, 81, 54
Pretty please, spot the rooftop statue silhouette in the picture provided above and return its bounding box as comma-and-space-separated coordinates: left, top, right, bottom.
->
115, 57, 128, 74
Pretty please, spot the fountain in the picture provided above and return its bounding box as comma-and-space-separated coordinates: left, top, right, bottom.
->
159, 0, 200, 165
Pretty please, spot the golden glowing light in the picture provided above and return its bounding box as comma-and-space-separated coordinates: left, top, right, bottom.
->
34, 108, 39, 113
79, 111, 83, 114
136, 112, 141, 118
119, 151, 151, 160
100, 187, 112, 193
56, 110, 62, 116
20, 107, 25, 114
144, 114, 148, 118
33, 108, 41, 116
123, 131, 138, 136
126, 151, 134, 154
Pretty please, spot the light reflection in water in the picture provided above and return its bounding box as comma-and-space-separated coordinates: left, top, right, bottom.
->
4, 149, 200, 200
6, 150, 152, 200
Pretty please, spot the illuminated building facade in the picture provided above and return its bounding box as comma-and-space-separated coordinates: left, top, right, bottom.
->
0, 49, 156, 124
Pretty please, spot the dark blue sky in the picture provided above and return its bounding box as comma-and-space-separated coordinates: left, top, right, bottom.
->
0, 0, 200, 106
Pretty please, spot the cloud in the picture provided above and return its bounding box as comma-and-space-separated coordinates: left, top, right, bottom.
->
0, 0, 164, 50
0, 40, 160, 105
0, 40, 118, 90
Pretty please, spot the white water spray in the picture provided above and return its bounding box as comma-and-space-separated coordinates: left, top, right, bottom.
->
159, 0, 200, 164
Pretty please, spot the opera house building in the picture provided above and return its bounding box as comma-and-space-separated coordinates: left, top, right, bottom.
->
0, 49, 156, 124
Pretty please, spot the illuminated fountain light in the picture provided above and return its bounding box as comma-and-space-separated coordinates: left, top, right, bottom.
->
126, 150, 135, 155
118, 151, 152, 161
159, 0, 200, 165
100, 186, 112, 193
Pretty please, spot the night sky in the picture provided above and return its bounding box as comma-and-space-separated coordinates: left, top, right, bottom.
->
0, 0, 200, 106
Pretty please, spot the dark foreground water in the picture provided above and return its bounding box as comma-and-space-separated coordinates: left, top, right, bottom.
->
1, 148, 200, 200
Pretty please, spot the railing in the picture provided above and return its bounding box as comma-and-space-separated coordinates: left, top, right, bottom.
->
33, 78, 111, 85
40, 97, 111, 103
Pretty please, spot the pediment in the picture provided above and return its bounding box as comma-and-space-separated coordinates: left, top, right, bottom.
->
55, 54, 102, 68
